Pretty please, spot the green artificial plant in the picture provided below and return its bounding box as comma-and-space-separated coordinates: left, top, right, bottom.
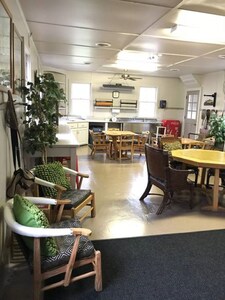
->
23, 72, 66, 163
209, 113, 225, 150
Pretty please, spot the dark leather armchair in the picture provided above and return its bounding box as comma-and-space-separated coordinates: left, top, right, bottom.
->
140, 144, 195, 214
159, 136, 199, 186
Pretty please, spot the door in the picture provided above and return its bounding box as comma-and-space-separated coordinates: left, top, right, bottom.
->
183, 90, 200, 137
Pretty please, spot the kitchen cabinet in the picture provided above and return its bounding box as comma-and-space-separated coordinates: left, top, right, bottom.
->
69, 122, 89, 145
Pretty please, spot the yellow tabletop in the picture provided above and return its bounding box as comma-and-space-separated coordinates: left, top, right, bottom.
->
171, 149, 225, 169
104, 130, 136, 136
171, 149, 225, 211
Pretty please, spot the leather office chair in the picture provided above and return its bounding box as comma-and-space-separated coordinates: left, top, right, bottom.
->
140, 144, 195, 214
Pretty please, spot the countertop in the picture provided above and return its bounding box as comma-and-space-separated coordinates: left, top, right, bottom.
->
60, 117, 160, 124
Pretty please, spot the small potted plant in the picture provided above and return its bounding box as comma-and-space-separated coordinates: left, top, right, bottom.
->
209, 113, 225, 150
23, 72, 66, 163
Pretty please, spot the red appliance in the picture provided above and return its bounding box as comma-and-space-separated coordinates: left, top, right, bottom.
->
161, 120, 181, 137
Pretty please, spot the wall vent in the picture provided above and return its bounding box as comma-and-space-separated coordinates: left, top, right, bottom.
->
179, 74, 200, 88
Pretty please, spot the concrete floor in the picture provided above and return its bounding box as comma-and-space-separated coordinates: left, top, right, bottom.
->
3, 145, 225, 299
79, 145, 225, 240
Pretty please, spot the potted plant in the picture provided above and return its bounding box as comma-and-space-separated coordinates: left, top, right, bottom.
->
23, 72, 66, 164
209, 113, 225, 150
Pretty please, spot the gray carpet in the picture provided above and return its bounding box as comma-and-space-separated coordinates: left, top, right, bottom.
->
45, 229, 225, 300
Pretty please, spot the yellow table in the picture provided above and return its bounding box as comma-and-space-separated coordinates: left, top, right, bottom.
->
171, 149, 225, 211
104, 130, 136, 159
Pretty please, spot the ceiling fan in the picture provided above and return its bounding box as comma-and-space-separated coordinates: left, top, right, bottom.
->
109, 72, 142, 81
120, 73, 142, 81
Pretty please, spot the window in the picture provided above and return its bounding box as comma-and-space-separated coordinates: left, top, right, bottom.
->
138, 87, 157, 118
70, 83, 91, 116
186, 93, 198, 119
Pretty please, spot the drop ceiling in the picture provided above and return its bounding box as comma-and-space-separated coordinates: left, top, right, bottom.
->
18, 0, 225, 78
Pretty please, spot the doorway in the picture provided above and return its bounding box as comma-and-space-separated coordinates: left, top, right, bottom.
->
183, 90, 200, 137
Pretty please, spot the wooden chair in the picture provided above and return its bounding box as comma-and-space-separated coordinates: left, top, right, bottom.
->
140, 144, 195, 214
133, 134, 148, 156
151, 126, 166, 146
32, 161, 96, 223
89, 130, 110, 158
4, 197, 102, 300
116, 134, 134, 161
188, 132, 214, 149
158, 136, 181, 149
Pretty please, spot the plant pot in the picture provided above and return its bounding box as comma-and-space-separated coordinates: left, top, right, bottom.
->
214, 142, 224, 151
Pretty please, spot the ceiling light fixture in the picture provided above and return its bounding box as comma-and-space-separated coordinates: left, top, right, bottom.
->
95, 42, 111, 47
170, 68, 180, 72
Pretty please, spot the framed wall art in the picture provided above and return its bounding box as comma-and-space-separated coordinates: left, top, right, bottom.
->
13, 24, 24, 97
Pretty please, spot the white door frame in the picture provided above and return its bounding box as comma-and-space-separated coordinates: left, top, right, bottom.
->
183, 88, 201, 137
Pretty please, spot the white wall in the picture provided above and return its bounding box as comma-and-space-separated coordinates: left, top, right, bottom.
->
66, 71, 186, 122
195, 70, 225, 133
0, 0, 40, 264
200, 71, 225, 112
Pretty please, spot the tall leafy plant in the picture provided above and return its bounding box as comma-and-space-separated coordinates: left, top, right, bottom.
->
23, 73, 66, 163
209, 113, 225, 149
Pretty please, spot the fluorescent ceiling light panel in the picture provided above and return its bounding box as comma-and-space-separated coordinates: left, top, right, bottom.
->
104, 62, 158, 72
171, 10, 225, 44
118, 50, 150, 61
110, 50, 159, 72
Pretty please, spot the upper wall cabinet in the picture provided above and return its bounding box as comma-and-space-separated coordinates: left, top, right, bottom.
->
0, 1, 12, 89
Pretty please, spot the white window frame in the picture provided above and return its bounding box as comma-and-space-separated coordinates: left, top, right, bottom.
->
70, 82, 91, 117
138, 87, 158, 118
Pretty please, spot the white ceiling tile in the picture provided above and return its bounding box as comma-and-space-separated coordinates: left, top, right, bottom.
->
18, 0, 225, 76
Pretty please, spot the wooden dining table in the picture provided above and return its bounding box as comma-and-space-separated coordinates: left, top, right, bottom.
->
180, 137, 205, 149
171, 148, 225, 211
104, 130, 136, 159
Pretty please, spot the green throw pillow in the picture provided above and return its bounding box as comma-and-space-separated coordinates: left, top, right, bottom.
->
13, 194, 58, 257
34, 161, 71, 198
162, 141, 182, 156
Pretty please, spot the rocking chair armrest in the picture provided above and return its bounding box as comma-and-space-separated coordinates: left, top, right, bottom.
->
55, 184, 67, 192
168, 166, 195, 177
34, 177, 67, 192
57, 199, 71, 205
4, 203, 73, 238
63, 166, 89, 178
4, 200, 91, 238
9, 197, 58, 206
71, 228, 92, 236
167, 167, 195, 186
